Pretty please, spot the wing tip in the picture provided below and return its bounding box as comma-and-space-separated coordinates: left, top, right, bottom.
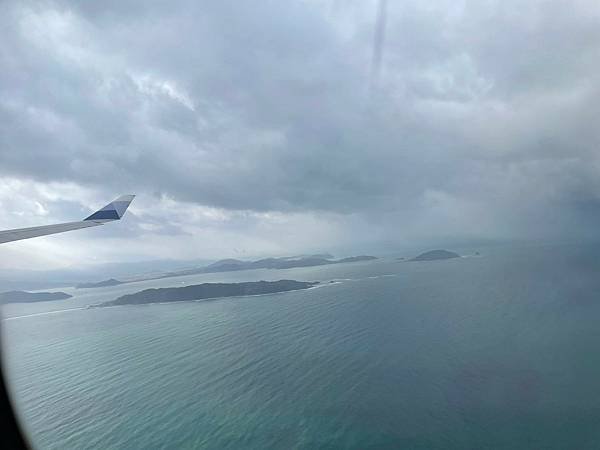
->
84, 195, 135, 221
114, 194, 136, 202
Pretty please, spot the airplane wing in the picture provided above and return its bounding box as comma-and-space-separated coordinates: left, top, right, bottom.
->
0, 195, 135, 244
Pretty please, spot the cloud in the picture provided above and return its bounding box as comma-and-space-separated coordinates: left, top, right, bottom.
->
1, 0, 600, 271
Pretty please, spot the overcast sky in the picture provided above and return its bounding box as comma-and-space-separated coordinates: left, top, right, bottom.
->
1, 0, 600, 271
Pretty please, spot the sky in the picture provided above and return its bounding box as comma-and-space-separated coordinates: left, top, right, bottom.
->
1, 0, 600, 273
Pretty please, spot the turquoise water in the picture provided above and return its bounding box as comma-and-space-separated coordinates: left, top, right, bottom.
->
3, 244, 600, 449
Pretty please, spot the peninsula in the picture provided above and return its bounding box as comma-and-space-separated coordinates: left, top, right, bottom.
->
0, 290, 72, 304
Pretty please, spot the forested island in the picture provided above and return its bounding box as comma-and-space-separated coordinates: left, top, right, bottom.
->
93, 280, 318, 307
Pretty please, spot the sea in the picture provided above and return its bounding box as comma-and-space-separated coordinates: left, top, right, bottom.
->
2, 243, 600, 449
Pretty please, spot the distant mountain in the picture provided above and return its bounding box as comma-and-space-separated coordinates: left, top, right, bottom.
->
410, 250, 460, 261
337, 256, 377, 263
279, 253, 334, 260
76, 278, 124, 289
94, 280, 319, 307
205, 259, 248, 272
158, 254, 377, 279
301, 253, 334, 259
0, 291, 72, 304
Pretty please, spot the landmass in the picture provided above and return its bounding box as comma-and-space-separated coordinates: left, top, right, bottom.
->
0, 290, 72, 304
336, 256, 377, 264
410, 250, 460, 261
76, 278, 124, 289
76, 255, 377, 288
162, 254, 377, 277
93, 280, 319, 307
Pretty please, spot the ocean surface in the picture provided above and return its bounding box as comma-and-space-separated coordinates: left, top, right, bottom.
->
3, 243, 600, 449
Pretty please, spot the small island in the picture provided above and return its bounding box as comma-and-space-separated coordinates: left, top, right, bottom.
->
410, 250, 460, 261
0, 291, 72, 304
76, 278, 124, 289
93, 280, 319, 307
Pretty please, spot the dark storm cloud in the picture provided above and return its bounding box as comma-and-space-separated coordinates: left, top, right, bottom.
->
2, 0, 600, 243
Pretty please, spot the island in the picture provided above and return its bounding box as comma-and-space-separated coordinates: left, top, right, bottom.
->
0, 290, 72, 304
76, 278, 124, 289
92, 280, 319, 307
164, 254, 378, 276
410, 250, 460, 261
76, 254, 377, 289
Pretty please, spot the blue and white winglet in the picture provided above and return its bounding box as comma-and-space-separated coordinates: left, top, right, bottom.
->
0, 195, 135, 244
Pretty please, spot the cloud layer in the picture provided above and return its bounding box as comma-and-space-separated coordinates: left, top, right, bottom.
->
1, 0, 600, 270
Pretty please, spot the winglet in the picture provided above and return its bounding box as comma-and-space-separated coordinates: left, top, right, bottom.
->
84, 195, 135, 222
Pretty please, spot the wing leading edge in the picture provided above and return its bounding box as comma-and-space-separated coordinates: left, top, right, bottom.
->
0, 195, 135, 244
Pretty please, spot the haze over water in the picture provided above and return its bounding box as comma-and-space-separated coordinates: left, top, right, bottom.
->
3, 243, 600, 449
